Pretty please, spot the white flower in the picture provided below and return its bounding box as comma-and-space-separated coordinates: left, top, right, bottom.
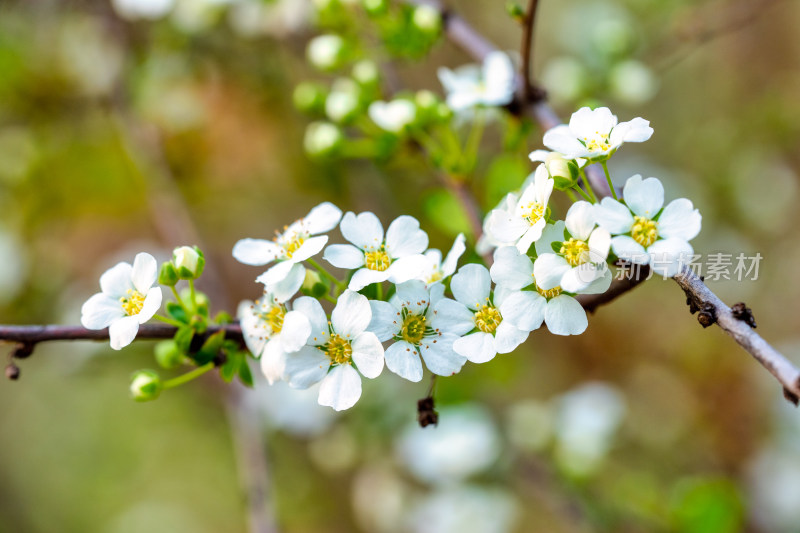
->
542, 106, 653, 161
449, 264, 529, 364
485, 165, 554, 253
233, 202, 343, 289
412, 4, 441, 32
535, 201, 611, 294
304, 121, 343, 156
418, 233, 466, 287
368, 99, 417, 133
437, 51, 515, 112
306, 34, 345, 71
593, 175, 701, 277
81, 252, 163, 350
237, 267, 312, 384
490, 246, 610, 336
528, 149, 587, 173
476, 193, 519, 255
283, 290, 384, 411
368, 280, 471, 381
324, 212, 429, 291
112, 0, 174, 20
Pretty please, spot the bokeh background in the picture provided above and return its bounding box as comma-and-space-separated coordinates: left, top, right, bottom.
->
1, 0, 800, 532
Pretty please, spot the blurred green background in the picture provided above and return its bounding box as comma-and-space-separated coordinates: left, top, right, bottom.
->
1, 0, 800, 532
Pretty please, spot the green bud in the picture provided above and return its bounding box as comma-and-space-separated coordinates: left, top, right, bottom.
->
545, 153, 579, 190
301, 269, 329, 298
415, 90, 439, 111
362, 0, 388, 16
307, 34, 346, 71
325, 79, 361, 124
173, 245, 203, 280
155, 340, 183, 369
293, 82, 327, 114
412, 4, 441, 33
352, 60, 379, 86
130, 370, 162, 402
158, 262, 179, 287
506, 1, 525, 20
435, 102, 453, 122
304, 121, 344, 157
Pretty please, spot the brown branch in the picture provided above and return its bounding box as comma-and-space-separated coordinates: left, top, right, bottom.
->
0, 324, 243, 346
577, 265, 650, 313
519, 0, 541, 101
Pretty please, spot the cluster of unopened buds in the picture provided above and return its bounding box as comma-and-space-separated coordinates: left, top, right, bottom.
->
80, 100, 702, 411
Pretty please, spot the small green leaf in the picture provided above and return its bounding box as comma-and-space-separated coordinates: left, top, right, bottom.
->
166, 301, 187, 323
238, 358, 254, 387
174, 325, 194, 353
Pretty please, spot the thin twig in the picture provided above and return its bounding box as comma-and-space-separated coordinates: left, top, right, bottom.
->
0, 324, 243, 345
519, 0, 540, 101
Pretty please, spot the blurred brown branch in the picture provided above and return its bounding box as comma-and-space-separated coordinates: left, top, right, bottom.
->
0, 324, 243, 346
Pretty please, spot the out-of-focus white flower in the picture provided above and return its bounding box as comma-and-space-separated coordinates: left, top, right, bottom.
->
255, 381, 336, 437
307, 34, 346, 71
283, 290, 384, 411
304, 121, 344, 156
368, 99, 417, 133
229, 0, 312, 38
324, 212, 429, 291
609, 60, 658, 105
408, 485, 519, 533
418, 233, 466, 287
351, 466, 408, 533
112, 0, 175, 20
485, 165, 554, 253
438, 52, 515, 112
540, 56, 587, 104
368, 280, 470, 381
352, 60, 379, 85
412, 4, 441, 33
543, 106, 653, 161
81, 253, 163, 350
450, 264, 529, 364
554, 382, 626, 477
397, 404, 501, 484
326, 89, 359, 123
233, 202, 342, 288
594, 175, 701, 277
506, 399, 553, 453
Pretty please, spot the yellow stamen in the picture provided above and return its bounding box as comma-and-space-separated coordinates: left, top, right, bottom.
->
631, 216, 658, 248
560, 238, 590, 267
324, 334, 352, 365
364, 246, 391, 271
584, 131, 611, 152
474, 302, 502, 334
524, 202, 545, 226
259, 305, 286, 334
120, 289, 145, 316
400, 314, 427, 344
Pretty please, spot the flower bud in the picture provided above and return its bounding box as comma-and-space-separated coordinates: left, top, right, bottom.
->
352, 60, 379, 86
415, 90, 439, 111
546, 153, 578, 190
293, 82, 327, 114
307, 34, 346, 71
158, 261, 179, 286
304, 121, 344, 157
173, 245, 203, 279
130, 370, 162, 402
301, 269, 329, 298
155, 340, 183, 369
362, 0, 388, 16
412, 4, 441, 33
325, 79, 360, 124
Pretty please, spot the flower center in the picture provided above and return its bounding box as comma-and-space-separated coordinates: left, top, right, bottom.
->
533, 276, 562, 299
474, 302, 502, 334
258, 304, 286, 334
523, 202, 545, 226
120, 289, 145, 316
400, 313, 428, 345
425, 270, 443, 284
584, 132, 611, 152
364, 246, 391, 271
560, 238, 590, 267
631, 215, 658, 248
324, 333, 352, 365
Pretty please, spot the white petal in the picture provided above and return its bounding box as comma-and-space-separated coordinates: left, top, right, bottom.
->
613, 117, 653, 144
533, 254, 570, 291
623, 175, 664, 218
349, 268, 391, 291
292, 297, 329, 346
324, 244, 365, 269
318, 364, 362, 411
303, 202, 343, 234
570, 107, 617, 139
594, 198, 634, 234
430, 298, 475, 336
588, 227, 611, 262
482, 52, 515, 104
384, 341, 423, 382
279, 310, 311, 353
81, 293, 124, 329
499, 291, 546, 332
579, 268, 612, 295
453, 332, 496, 363
441, 233, 466, 277
99, 262, 133, 298
565, 201, 596, 241
419, 334, 467, 376
351, 332, 384, 379
516, 221, 546, 254
368, 300, 401, 341
261, 338, 287, 385
284, 346, 329, 389
386, 215, 429, 258
610, 236, 648, 264
238, 300, 267, 357
269, 263, 305, 303
485, 209, 528, 244
340, 211, 384, 250
561, 264, 607, 293
109, 316, 139, 350
395, 280, 431, 315
528, 149, 549, 163
658, 199, 702, 241
451, 264, 491, 310
543, 125, 588, 158
490, 246, 533, 290
648, 238, 693, 278
493, 321, 529, 354
131, 253, 158, 294
233, 239, 280, 266
137, 287, 162, 323
535, 221, 567, 257
256, 260, 295, 287
290, 235, 328, 262
544, 295, 587, 335
331, 290, 371, 338
386, 254, 428, 284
